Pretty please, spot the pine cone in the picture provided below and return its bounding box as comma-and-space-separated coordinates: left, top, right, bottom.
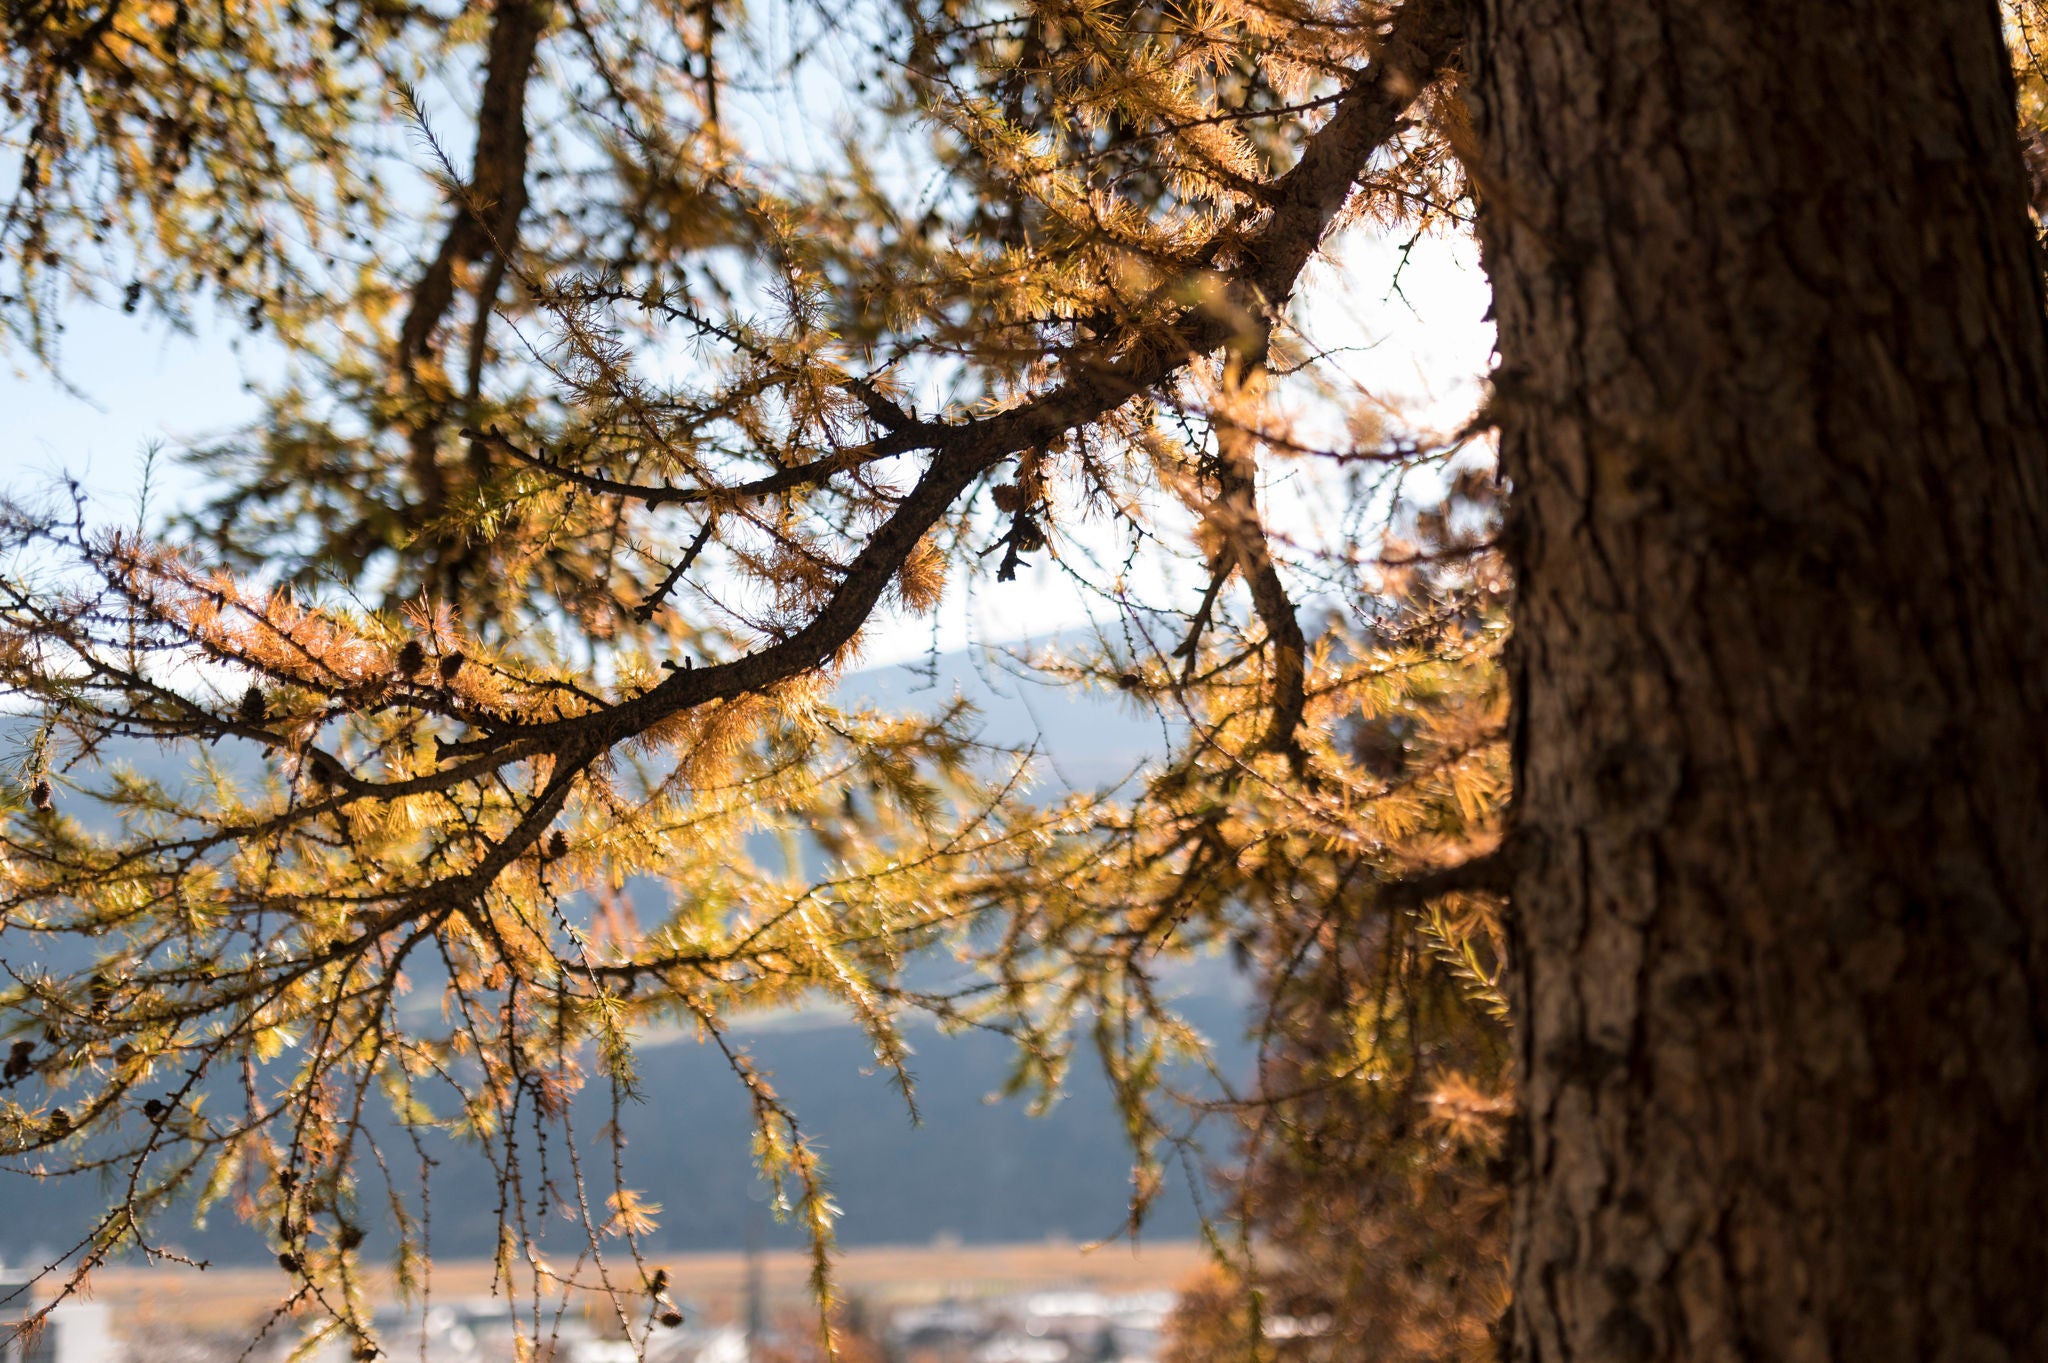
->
439, 651, 467, 684
238, 683, 268, 724
395, 639, 426, 677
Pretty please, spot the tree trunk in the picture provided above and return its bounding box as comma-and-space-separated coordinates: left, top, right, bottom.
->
1465, 2, 2048, 1359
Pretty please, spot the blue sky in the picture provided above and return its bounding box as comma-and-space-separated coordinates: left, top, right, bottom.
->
3, 303, 274, 519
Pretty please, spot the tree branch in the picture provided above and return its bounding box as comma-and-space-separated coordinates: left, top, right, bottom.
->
355, 0, 1462, 786
398, 0, 552, 515
1377, 844, 1517, 911
634, 517, 717, 621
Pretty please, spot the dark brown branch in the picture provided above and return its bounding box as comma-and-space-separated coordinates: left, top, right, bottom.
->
398, 0, 552, 509
1219, 426, 1310, 770
1246, 0, 1461, 305
844, 374, 919, 434
1377, 846, 1516, 912
398, 0, 550, 368
634, 518, 717, 621
463, 424, 935, 509
1173, 546, 1235, 681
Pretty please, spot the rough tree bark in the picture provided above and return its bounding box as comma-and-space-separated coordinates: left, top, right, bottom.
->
1465, 1, 2048, 1359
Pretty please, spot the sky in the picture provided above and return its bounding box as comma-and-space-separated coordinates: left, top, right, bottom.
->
4, 308, 267, 515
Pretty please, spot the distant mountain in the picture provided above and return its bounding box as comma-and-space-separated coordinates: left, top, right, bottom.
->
458, 975, 1251, 1257
839, 639, 1176, 794
0, 644, 1255, 1265
0, 978, 1253, 1265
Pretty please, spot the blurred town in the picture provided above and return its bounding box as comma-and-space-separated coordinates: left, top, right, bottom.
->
2, 1240, 1203, 1363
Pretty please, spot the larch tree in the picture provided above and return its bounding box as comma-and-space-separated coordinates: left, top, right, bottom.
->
3, 0, 1498, 1352
1, 0, 2043, 1359
1152, 498, 1515, 1363
1469, 2, 2048, 1359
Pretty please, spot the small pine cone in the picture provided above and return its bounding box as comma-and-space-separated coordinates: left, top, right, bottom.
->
990, 482, 1024, 513
545, 829, 569, 861
647, 1268, 669, 1296
353, 1342, 379, 1362
30, 778, 52, 812
115, 1043, 139, 1065
659, 1310, 685, 1329
1115, 672, 1141, 691
46, 1107, 69, 1133
395, 639, 426, 677
238, 683, 268, 724
338, 1222, 365, 1251
438, 651, 466, 684
277, 1251, 300, 1273
143, 1097, 166, 1120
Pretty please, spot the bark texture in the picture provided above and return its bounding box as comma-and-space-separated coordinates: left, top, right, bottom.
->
1466, 2, 2048, 1359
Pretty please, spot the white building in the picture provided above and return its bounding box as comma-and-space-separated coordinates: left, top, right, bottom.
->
0, 1271, 116, 1363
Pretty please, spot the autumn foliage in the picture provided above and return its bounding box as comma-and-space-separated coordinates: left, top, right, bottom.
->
3, 0, 2042, 1357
